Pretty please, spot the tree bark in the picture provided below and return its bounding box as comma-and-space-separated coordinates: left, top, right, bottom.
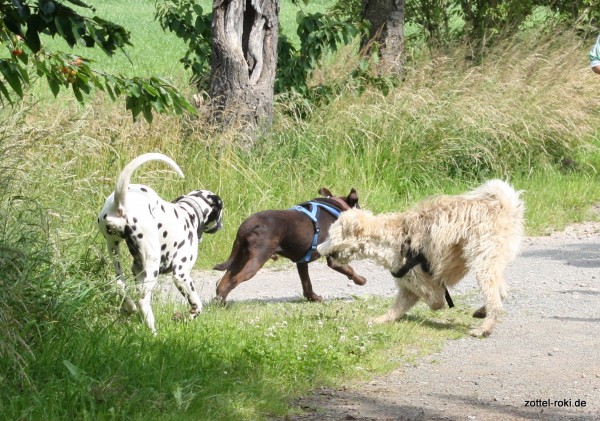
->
209, 0, 279, 134
361, 0, 405, 75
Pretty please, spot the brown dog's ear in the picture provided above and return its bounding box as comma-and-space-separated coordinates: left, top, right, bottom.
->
347, 188, 359, 208
318, 187, 332, 197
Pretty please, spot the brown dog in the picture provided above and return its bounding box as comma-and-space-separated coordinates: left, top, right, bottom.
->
214, 188, 367, 302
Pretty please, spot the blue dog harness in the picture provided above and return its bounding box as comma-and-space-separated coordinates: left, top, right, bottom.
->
292, 201, 343, 263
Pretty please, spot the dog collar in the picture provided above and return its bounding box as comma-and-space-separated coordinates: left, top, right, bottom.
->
177, 197, 206, 235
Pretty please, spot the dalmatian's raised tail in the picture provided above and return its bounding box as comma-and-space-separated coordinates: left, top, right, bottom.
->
113, 153, 184, 216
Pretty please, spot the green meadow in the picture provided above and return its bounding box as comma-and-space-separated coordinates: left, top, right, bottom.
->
1, 1, 600, 419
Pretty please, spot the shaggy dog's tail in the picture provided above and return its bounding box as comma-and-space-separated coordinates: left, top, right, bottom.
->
114, 153, 184, 216
467, 179, 525, 218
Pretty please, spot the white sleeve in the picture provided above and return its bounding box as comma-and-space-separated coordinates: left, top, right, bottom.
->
590, 35, 600, 67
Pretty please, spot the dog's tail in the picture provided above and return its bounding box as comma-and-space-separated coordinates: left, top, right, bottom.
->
213, 237, 243, 271
114, 153, 184, 215
471, 179, 525, 222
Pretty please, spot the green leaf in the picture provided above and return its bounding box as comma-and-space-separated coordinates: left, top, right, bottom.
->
25, 23, 42, 52
128, 82, 142, 98
71, 19, 86, 45
0, 62, 24, 98
296, 11, 306, 25
142, 103, 153, 123
72, 83, 84, 103
141, 80, 159, 97
192, 4, 203, 15
47, 75, 60, 97
126, 96, 143, 121
0, 81, 14, 105
104, 81, 115, 100
39, 0, 57, 16
77, 78, 91, 94
55, 15, 77, 47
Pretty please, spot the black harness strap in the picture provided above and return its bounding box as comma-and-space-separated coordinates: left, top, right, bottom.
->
444, 287, 455, 308
391, 249, 454, 308
391, 249, 430, 278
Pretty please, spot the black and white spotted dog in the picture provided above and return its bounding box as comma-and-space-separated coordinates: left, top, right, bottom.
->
97, 153, 223, 333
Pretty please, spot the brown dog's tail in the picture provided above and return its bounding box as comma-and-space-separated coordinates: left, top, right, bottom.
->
213, 260, 232, 271
213, 237, 242, 271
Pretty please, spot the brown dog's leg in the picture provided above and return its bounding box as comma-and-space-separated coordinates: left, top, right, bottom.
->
326, 257, 367, 286
296, 262, 322, 302
215, 248, 273, 303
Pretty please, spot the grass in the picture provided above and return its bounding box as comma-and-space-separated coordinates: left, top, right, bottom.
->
1, 295, 473, 421
2, 2, 600, 420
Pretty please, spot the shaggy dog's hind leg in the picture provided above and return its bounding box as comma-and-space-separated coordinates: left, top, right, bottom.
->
472, 275, 508, 319
470, 268, 504, 337
373, 285, 419, 323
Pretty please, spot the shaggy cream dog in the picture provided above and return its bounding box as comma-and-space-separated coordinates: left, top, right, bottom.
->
317, 180, 524, 337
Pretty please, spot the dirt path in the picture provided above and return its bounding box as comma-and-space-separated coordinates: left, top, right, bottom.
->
186, 222, 600, 421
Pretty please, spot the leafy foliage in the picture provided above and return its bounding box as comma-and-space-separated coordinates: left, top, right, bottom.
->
405, 0, 600, 49
276, 11, 366, 94
0, 0, 196, 122
155, 0, 212, 88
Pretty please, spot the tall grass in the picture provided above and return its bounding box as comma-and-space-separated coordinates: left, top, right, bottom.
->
1, 12, 600, 420
6, 28, 600, 283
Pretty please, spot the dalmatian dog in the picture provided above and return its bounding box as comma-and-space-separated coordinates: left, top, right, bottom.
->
97, 153, 223, 334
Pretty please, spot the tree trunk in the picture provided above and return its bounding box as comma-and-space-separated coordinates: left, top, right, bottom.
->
361, 0, 405, 75
209, 0, 279, 134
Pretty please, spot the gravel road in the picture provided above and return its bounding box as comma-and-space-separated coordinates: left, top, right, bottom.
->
183, 221, 600, 421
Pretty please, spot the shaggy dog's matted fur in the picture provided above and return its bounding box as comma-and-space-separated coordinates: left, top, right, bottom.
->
317, 180, 524, 337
